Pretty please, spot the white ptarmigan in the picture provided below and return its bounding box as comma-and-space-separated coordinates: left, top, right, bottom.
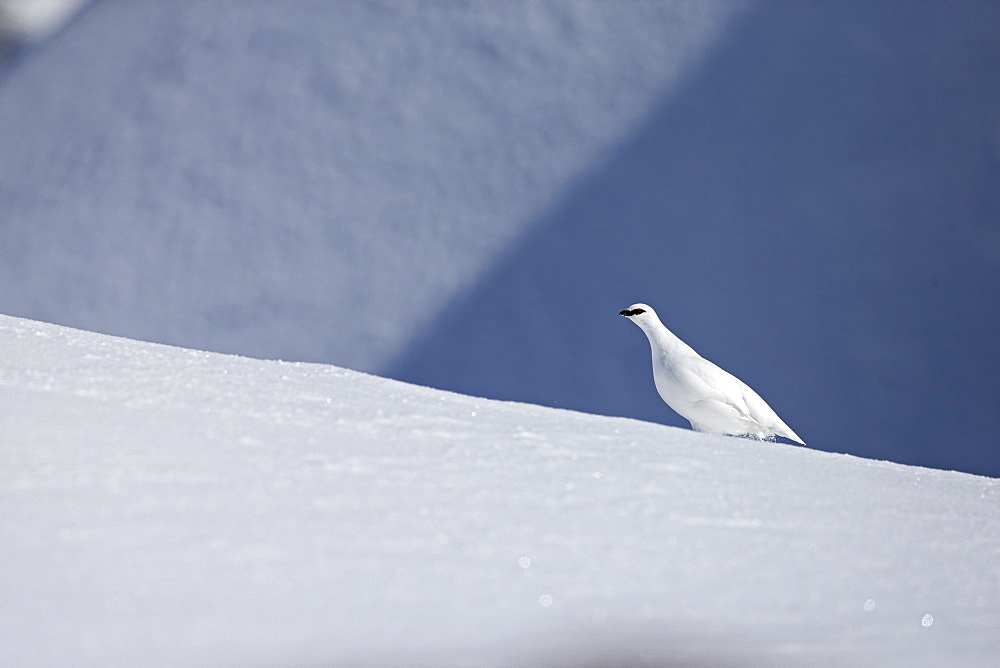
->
619, 303, 805, 444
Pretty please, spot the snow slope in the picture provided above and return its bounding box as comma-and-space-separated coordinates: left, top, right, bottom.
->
2, 314, 997, 666
0, 1, 996, 477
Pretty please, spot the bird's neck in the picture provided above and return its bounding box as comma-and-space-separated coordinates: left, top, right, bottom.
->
641, 320, 691, 356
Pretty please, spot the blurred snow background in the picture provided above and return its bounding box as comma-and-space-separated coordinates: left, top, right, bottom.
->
0, 0, 85, 40
0, 0, 997, 476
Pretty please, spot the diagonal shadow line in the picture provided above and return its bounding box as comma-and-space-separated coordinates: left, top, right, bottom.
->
386, 0, 1000, 476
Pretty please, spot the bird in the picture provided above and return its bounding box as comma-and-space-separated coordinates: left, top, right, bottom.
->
619, 303, 805, 444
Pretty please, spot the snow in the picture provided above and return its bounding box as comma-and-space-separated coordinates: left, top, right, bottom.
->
2, 314, 998, 666
0, 0, 743, 370
1, 1, 995, 476
0, 0, 85, 37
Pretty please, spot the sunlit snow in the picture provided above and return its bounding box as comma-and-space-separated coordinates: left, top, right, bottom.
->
2, 314, 997, 666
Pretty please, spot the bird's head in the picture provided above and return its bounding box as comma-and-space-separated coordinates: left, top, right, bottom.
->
618, 303, 658, 328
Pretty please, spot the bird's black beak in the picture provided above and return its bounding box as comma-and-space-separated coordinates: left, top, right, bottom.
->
619, 309, 630, 316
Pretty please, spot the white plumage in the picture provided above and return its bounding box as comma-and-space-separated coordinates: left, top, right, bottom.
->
619, 303, 805, 444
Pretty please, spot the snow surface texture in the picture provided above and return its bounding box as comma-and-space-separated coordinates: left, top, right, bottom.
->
2, 314, 998, 666
0, 1, 997, 476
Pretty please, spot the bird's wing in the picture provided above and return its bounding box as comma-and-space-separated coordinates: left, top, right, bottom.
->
679, 356, 804, 443
673, 355, 756, 418
685, 357, 753, 412
739, 382, 805, 444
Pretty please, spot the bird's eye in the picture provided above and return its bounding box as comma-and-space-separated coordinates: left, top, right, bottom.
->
631, 308, 645, 315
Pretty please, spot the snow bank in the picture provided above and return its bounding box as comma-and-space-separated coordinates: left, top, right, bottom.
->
0, 1, 996, 476
2, 314, 997, 666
